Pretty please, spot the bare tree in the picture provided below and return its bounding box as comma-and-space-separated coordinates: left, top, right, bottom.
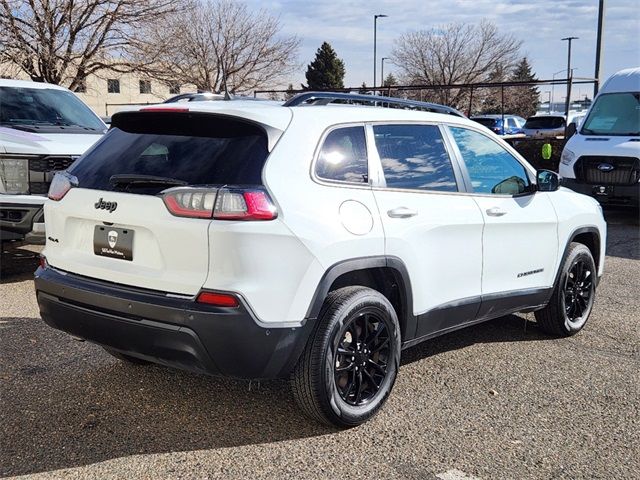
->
392, 20, 522, 109
0, 0, 182, 90
140, 0, 300, 93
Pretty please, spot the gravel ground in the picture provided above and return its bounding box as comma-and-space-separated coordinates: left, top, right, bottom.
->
1, 208, 638, 480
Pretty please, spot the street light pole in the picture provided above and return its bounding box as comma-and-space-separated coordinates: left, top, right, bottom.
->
381, 57, 390, 87
594, 0, 606, 97
373, 14, 388, 91
562, 36, 578, 120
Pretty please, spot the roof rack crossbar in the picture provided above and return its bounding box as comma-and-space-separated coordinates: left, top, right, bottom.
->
283, 92, 465, 117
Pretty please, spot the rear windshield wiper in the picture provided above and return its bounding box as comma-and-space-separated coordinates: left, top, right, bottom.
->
109, 174, 188, 190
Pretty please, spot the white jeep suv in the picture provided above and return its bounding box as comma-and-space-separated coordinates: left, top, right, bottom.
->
35, 93, 606, 427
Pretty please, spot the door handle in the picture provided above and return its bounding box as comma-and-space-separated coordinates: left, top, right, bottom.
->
486, 207, 507, 217
387, 207, 418, 218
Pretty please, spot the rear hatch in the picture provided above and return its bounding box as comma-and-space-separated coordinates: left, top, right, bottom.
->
43, 109, 278, 295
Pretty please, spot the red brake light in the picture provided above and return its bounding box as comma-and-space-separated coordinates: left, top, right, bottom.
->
213, 189, 277, 220
196, 291, 239, 308
39, 255, 48, 269
48, 172, 75, 201
160, 187, 277, 220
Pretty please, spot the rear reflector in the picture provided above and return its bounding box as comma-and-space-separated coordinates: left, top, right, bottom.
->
196, 291, 239, 308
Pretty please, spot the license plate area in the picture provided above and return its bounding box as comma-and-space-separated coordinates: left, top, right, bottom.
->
592, 185, 614, 196
93, 226, 133, 261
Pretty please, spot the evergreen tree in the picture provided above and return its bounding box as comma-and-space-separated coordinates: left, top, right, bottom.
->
508, 57, 539, 117
304, 42, 345, 90
383, 73, 398, 87
358, 82, 369, 94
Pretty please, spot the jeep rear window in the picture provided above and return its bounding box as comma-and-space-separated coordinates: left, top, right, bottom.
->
524, 116, 565, 129
68, 112, 269, 194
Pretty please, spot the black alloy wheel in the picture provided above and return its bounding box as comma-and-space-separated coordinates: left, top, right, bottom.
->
333, 308, 391, 407
563, 258, 595, 325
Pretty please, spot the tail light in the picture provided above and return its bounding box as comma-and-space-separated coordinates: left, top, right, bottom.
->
196, 291, 239, 308
161, 186, 277, 220
48, 172, 77, 201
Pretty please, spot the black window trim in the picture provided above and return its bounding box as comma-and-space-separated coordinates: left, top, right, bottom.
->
364, 121, 465, 195
311, 122, 372, 189
441, 123, 537, 198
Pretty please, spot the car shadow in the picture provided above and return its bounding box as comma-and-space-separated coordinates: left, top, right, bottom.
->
0, 317, 335, 477
400, 314, 547, 367
0, 313, 549, 477
0, 242, 40, 283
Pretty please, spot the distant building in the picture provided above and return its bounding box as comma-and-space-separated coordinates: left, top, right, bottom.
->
0, 64, 196, 117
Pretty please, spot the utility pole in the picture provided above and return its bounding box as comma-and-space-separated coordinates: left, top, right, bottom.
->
373, 14, 388, 91
562, 36, 578, 121
594, 0, 606, 97
381, 57, 390, 87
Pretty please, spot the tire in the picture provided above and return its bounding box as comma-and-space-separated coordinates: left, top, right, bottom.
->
535, 242, 597, 337
291, 286, 401, 428
102, 347, 150, 365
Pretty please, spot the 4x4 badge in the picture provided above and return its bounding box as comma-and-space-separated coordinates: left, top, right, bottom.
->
95, 198, 117, 213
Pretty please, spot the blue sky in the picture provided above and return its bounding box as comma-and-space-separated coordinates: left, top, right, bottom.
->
245, 0, 640, 101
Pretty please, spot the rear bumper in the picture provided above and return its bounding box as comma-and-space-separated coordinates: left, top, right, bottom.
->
34, 266, 313, 379
0, 200, 45, 243
562, 178, 640, 206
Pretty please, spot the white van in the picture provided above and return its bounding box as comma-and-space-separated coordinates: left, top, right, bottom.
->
559, 67, 640, 206
0, 79, 105, 243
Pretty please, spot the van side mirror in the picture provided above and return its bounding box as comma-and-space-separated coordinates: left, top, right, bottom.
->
537, 170, 561, 192
566, 122, 577, 138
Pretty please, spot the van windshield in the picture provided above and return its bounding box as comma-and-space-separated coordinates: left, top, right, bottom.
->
581, 92, 640, 136
0, 86, 105, 132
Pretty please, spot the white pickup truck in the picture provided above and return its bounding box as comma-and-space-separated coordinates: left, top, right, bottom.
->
0, 79, 105, 243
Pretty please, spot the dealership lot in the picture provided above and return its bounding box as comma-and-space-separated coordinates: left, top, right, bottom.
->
1, 209, 638, 480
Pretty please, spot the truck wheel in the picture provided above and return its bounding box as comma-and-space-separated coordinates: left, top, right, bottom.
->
535, 242, 597, 336
102, 347, 150, 365
291, 286, 401, 427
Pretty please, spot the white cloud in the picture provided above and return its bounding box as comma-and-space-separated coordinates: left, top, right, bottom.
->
244, 0, 640, 95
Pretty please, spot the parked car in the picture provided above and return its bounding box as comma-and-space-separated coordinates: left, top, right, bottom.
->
35, 92, 606, 427
0, 79, 106, 243
471, 114, 525, 135
560, 67, 640, 206
522, 114, 567, 138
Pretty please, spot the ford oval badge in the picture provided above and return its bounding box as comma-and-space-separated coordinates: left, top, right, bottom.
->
597, 163, 615, 172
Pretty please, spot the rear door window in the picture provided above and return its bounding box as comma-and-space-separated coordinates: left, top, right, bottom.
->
69, 112, 269, 194
315, 126, 369, 183
372, 124, 458, 192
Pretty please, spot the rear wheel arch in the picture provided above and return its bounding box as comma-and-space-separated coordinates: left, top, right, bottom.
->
305, 256, 415, 341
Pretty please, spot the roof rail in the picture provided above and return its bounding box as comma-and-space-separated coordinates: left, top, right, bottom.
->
283, 91, 465, 117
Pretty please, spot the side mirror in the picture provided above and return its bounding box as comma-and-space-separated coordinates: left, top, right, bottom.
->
537, 169, 561, 192
566, 122, 577, 138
